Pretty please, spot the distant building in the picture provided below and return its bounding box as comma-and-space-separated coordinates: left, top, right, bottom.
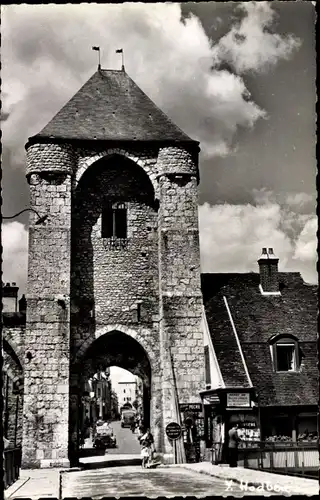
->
117, 380, 137, 410
2, 282, 19, 313
91, 369, 112, 420
110, 390, 119, 420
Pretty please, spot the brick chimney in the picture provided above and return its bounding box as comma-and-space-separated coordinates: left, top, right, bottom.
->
19, 294, 27, 314
258, 248, 279, 293
2, 282, 19, 312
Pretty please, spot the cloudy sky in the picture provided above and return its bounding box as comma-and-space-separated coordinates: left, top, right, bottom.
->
2, 1, 317, 295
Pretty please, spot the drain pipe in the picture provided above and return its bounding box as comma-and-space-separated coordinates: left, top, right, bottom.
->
58, 470, 64, 500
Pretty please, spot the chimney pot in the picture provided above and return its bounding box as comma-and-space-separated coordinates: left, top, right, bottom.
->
258, 248, 279, 293
12, 282, 17, 286
6, 283, 10, 287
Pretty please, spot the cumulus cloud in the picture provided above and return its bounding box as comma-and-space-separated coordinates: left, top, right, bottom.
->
1, 3, 311, 291
2, 222, 28, 293
211, 2, 301, 74
1, 2, 291, 163
293, 217, 317, 261
199, 196, 317, 284
252, 188, 316, 242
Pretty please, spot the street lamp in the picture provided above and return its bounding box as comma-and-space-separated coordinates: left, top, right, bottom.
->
3, 208, 48, 225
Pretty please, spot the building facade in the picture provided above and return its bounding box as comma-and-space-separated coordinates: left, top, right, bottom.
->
2, 284, 26, 448
201, 248, 318, 459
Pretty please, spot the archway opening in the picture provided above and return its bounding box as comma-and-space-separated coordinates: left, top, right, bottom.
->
70, 330, 151, 460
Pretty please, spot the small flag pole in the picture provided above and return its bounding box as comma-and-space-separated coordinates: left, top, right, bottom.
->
116, 48, 125, 71
92, 46, 101, 70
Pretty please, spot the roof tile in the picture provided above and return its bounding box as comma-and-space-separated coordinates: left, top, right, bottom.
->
30, 69, 197, 144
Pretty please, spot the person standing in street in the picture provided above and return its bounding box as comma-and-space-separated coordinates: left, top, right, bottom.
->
228, 423, 241, 467
139, 428, 155, 468
130, 418, 136, 433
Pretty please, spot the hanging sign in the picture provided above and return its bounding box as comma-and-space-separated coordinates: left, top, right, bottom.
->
227, 392, 251, 408
166, 422, 182, 440
179, 403, 202, 412
203, 394, 220, 405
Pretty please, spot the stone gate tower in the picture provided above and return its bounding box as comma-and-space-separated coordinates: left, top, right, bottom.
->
23, 68, 205, 467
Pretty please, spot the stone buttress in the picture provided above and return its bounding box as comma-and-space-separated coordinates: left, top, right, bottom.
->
157, 146, 205, 456
22, 143, 74, 468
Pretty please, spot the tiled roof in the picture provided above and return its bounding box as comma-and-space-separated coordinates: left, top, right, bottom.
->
201, 272, 318, 406
203, 290, 250, 388
29, 69, 197, 144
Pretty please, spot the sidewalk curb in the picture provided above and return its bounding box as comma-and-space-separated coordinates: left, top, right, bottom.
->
60, 467, 83, 473
4, 477, 30, 499
173, 464, 318, 496
174, 464, 266, 487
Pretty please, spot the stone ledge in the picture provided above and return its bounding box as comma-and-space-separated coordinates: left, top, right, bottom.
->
40, 458, 70, 468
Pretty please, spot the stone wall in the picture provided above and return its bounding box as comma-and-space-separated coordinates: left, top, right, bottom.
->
26, 143, 76, 176
23, 140, 204, 464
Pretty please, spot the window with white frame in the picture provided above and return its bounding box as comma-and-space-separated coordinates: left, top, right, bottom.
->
270, 336, 299, 372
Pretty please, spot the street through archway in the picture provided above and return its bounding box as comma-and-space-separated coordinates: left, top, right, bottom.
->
71, 330, 152, 464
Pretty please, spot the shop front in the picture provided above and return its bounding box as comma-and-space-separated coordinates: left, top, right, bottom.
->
200, 388, 259, 462
260, 406, 318, 442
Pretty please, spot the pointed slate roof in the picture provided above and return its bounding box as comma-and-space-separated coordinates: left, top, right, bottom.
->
29, 69, 197, 144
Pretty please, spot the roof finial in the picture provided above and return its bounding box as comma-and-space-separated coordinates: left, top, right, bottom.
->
116, 48, 125, 71
92, 46, 101, 71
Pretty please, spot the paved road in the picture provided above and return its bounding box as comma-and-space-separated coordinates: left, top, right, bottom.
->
61, 465, 274, 498
84, 420, 141, 455
109, 420, 141, 454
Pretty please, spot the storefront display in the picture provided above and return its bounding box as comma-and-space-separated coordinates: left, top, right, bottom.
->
228, 412, 260, 445
179, 403, 203, 463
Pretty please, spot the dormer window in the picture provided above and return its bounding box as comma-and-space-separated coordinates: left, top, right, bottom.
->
276, 343, 296, 371
102, 201, 127, 239
270, 335, 300, 372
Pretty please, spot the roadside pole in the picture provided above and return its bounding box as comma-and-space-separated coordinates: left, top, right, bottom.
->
166, 422, 182, 464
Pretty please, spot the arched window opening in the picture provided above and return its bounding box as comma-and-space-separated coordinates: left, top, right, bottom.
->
270, 335, 300, 372
102, 201, 127, 239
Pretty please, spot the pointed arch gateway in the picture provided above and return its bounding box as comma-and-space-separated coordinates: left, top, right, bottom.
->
69, 150, 163, 464
69, 327, 157, 462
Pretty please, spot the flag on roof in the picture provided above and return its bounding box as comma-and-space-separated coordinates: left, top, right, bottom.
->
116, 48, 123, 53
92, 46, 100, 51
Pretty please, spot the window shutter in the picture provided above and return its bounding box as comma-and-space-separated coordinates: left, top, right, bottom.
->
115, 208, 127, 238
101, 204, 113, 238
204, 345, 211, 384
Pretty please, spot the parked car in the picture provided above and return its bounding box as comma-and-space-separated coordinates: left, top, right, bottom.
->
93, 421, 117, 449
